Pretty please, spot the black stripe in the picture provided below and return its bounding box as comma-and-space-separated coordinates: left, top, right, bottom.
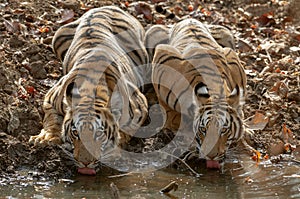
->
173, 83, 190, 109
54, 34, 74, 51
158, 55, 184, 66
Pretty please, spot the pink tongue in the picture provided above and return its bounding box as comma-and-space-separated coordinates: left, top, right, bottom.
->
77, 167, 96, 175
206, 160, 221, 169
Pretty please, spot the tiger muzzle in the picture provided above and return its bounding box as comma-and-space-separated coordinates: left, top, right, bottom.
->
198, 118, 229, 169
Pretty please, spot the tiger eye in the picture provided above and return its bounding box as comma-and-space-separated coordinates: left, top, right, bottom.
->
94, 131, 102, 138
199, 127, 206, 132
72, 130, 78, 137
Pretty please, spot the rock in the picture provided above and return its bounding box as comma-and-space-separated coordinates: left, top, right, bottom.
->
30, 61, 47, 79
8, 35, 25, 48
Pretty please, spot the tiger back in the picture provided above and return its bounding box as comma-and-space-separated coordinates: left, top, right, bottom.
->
150, 19, 248, 169
29, 6, 149, 175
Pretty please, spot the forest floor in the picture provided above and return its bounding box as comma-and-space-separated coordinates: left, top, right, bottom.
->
0, 0, 299, 179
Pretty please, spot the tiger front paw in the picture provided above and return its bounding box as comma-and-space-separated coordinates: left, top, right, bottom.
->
29, 129, 62, 146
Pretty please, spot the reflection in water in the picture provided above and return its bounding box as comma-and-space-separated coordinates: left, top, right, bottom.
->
1, 151, 300, 198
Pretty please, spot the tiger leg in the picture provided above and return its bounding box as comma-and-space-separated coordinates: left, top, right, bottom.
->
157, 97, 181, 134
29, 86, 64, 146
116, 81, 148, 136
238, 128, 256, 156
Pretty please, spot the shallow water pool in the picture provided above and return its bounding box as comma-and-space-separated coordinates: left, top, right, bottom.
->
1, 151, 300, 199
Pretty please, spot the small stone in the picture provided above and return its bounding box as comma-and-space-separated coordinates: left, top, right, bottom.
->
6, 165, 15, 173
30, 61, 47, 79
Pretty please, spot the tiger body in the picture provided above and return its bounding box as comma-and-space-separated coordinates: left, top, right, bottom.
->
29, 6, 149, 174
148, 19, 247, 168
145, 23, 235, 62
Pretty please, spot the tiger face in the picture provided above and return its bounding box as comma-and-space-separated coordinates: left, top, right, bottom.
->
60, 81, 121, 175
62, 104, 120, 175
193, 82, 245, 168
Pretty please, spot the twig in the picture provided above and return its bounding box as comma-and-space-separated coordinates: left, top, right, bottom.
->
160, 181, 178, 193
110, 182, 120, 199
290, 159, 300, 164
108, 172, 134, 178
265, 49, 273, 63
160, 151, 202, 177
182, 150, 197, 161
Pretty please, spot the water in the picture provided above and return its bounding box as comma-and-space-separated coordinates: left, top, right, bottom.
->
1, 151, 300, 199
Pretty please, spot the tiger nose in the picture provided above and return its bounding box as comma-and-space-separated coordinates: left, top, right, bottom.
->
82, 162, 90, 167
207, 153, 218, 160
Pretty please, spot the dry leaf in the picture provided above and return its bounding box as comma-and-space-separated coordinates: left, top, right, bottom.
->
57, 9, 75, 24
290, 46, 300, 52
58, 0, 80, 10
256, 12, 275, 26
269, 79, 289, 98
200, 8, 211, 16
294, 34, 300, 42
188, 5, 194, 12
245, 69, 257, 77
80, 1, 93, 11
263, 154, 269, 160
282, 16, 293, 25
134, 2, 153, 20
251, 150, 261, 162
284, 143, 296, 153
282, 123, 293, 143
4, 19, 21, 33
263, 91, 282, 102
246, 111, 269, 130
259, 41, 285, 53
238, 39, 252, 53
39, 27, 50, 33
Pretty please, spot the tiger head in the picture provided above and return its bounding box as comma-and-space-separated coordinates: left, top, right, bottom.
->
193, 84, 245, 168
192, 48, 246, 169
62, 82, 120, 175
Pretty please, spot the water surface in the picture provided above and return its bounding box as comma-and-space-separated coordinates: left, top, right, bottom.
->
1, 151, 300, 199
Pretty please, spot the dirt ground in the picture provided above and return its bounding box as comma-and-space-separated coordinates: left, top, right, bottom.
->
0, 0, 299, 179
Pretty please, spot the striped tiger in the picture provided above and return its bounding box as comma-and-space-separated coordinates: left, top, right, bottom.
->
145, 24, 235, 64
148, 18, 253, 169
146, 4, 235, 60
29, 6, 149, 175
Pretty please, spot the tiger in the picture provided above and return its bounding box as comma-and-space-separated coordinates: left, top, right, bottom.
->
146, 4, 235, 60
29, 6, 149, 175
145, 25, 235, 63
147, 18, 254, 169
